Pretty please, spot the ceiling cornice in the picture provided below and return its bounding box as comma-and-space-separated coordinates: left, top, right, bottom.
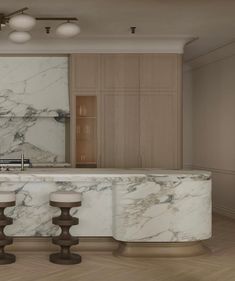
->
0, 37, 192, 54
185, 40, 235, 69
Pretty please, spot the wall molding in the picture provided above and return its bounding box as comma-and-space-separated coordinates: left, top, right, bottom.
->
192, 166, 235, 176
0, 37, 191, 54
192, 165, 235, 220
213, 205, 235, 220
186, 40, 235, 69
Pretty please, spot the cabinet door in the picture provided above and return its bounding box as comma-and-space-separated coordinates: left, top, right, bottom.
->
101, 54, 139, 92
140, 94, 180, 169
102, 94, 140, 168
70, 54, 99, 94
140, 54, 178, 92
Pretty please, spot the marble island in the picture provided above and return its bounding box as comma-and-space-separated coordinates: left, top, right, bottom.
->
1, 168, 212, 256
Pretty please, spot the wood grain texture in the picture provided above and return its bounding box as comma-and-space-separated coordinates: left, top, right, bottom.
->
140, 94, 178, 168
102, 94, 140, 168
140, 54, 178, 92
101, 54, 139, 92
71, 54, 99, 94
70, 53, 182, 169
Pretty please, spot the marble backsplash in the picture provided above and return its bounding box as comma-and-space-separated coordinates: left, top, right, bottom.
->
0, 57, 69, 117
0, 117, 67, 163
0, 57, 69, 163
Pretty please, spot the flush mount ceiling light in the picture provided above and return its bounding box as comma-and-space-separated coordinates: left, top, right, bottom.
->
0, 7, 80, 43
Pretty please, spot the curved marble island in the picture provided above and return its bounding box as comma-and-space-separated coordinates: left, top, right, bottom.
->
0, 168, 212, 257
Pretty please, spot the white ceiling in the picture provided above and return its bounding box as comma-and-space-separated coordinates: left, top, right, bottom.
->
0, 0, 234, 60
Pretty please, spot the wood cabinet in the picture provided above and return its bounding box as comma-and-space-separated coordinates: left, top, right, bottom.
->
70, 54, 182, 169
101, 54, 139, 91
101, 94, 140, 168
140, 94, 178, 168
140, 54, 178, 91
70, 54, 99, 95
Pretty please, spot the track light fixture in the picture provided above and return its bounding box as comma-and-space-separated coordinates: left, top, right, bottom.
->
0, 7, 80, 43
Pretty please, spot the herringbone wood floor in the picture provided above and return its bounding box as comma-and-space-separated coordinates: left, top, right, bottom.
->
1, 215, 235, 281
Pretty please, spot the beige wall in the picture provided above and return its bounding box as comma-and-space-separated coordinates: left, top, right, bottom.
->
184, 45, 235, 218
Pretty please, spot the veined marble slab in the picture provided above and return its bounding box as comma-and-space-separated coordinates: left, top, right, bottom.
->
0, 117, 67, 163
0, 57, 69, 163
0, 57, 69, 117
0, 169, 212, 242
113, 174, 211, 242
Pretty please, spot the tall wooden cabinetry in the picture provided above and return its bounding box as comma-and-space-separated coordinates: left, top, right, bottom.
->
70, 54, 182, 169
101, 55, 140, 168
139, 54, 182, 169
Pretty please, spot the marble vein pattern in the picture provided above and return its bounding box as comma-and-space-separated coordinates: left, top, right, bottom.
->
113, 174, 212, 242
2, 178, 113, 236
0, 117, 67, 163
0, 57, 69, 117
0, 169, 212, 241
0, 57, 69, 163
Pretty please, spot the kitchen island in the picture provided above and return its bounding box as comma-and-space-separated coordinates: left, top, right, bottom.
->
0, 168, 212, 256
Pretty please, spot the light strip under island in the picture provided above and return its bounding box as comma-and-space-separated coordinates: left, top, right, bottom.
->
0, 168, 212, 257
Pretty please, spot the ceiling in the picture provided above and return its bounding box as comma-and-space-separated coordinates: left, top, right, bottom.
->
0, 0, 234, 60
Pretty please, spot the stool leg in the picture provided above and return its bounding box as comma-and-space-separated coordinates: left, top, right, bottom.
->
50, 207, 81, 265
0, 207, 15, 265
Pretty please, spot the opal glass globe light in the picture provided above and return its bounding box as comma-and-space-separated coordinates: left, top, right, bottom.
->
9, 31, 31, 43
9, 14, 36, 31
56, 22, 80, 38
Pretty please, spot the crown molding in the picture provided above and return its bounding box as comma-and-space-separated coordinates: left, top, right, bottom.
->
0, 37, 192, 54
186, 40, 235, 69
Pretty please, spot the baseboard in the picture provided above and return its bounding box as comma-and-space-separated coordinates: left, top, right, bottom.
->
213, 205, 235, 220
7, 237, 119, 252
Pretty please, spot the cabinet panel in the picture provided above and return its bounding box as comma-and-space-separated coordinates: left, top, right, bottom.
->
140, 54, 178, 92
102, 94, 140, 168
71, 54, 99, 93
101, 54, 139, 92
140, 94, 178, 168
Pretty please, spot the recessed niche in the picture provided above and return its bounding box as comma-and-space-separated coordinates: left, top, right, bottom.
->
76, 96, 97, 168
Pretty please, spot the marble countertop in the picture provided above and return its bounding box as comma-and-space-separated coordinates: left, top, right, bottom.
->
0, 168, 211, 182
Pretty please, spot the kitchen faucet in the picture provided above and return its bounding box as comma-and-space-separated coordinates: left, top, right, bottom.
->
21, 153, 24, 171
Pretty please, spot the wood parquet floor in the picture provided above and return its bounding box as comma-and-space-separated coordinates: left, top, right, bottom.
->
1, 214, 235, 281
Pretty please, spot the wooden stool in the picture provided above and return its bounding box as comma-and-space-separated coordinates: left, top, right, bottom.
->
49, 191, 82, 265
0, 192, 16, 265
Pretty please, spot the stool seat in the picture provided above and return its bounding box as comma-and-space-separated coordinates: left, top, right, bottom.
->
50, 191, 81, 203
0, 192, 15, 203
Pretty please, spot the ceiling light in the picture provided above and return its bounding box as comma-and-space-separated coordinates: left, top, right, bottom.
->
0, 7, 80, 43
9, 14, 36, 31
9, 31, 31, 43
56, 22, 80, 38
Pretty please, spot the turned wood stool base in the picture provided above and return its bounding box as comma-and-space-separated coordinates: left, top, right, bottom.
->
50, 252, 81, 265
0, 193, 16, 265
49, 192, 82, 265
0, 253, 16, 265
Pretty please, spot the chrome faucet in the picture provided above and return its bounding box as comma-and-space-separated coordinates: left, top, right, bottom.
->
21, 153, 24, 171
